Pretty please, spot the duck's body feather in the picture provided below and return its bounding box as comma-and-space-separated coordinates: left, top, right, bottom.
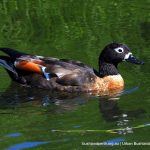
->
18, 56, 124, 95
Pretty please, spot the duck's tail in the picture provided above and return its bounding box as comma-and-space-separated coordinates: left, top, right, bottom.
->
0, 48, 27, 58
0, 56, 18, 75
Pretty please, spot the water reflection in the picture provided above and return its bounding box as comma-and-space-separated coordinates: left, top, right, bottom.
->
99, 96, 146, 122
0, 82, 91, 112
99, 96, 146, 134
5, 133, 22, 137
5, 141, 49, 150
0, 82, 148, 150
0, 82, 146, 122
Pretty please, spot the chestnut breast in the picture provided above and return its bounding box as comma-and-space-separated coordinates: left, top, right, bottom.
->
87, 74, 124, 95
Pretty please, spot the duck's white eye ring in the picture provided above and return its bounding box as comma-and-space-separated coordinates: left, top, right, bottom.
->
114, 47, 124, 53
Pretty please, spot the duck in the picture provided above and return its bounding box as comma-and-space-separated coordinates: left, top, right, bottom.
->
0, 43, 144, 96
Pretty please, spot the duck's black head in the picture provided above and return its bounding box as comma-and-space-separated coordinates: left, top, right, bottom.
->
98, 43, 144, 77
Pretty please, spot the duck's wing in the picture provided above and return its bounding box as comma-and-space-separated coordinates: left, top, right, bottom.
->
40, 57, 95, 86
41, 57, 93, 76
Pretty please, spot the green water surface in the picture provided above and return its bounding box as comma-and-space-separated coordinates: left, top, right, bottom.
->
0, 0, 149, 150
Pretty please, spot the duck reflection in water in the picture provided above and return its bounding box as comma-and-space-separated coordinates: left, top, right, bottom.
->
0, 83, 90, 112
0, 83, 146, 121
99, 96, 146, 122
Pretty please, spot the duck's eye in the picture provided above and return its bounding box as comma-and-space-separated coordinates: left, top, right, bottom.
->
114, 47, 124, 53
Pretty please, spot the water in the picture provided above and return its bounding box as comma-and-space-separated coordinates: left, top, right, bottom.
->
0, 0, 149, 149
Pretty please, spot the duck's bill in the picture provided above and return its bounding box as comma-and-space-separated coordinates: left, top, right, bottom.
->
125, 53, 144, 65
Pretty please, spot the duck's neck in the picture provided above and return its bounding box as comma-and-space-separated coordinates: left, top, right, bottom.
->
99, 62, 119, 77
